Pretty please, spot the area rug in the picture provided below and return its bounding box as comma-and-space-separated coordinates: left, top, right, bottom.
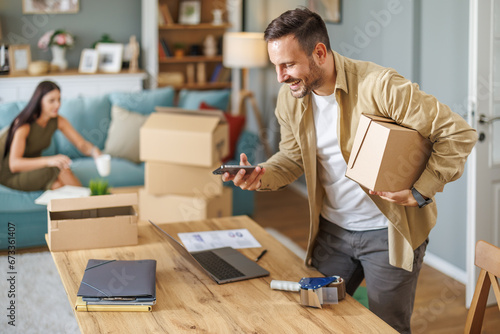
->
0, 252, 79, 334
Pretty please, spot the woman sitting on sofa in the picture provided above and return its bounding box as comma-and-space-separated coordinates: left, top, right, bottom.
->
0, 80, 102, 191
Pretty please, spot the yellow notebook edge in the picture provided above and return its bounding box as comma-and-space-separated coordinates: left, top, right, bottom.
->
75, 296, 152, 312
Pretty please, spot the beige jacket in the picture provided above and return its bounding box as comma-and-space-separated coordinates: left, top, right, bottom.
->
260, 51, 477, 271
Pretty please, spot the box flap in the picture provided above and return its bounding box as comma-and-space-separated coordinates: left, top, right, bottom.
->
48, 193, 137, 212
143, 113, 221, 133
155, 106, 226, 123
348, 115, 373, 169
362, 114, 397, 124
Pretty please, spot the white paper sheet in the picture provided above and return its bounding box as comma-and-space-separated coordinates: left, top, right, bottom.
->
34, 185, 91, 205
178, 229, 262, 252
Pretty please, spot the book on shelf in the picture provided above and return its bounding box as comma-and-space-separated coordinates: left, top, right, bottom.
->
159, 4, 174, 25
217, 67, 232, 83
210, 63, 223, 82
158, 41, 167, 59
159, 38, 172, 57
158, 10, 165, 25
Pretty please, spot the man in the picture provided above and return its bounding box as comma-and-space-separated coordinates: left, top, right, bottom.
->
222, 8, 477, 333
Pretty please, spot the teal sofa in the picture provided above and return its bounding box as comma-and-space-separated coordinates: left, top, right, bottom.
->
0, 87, 257, 249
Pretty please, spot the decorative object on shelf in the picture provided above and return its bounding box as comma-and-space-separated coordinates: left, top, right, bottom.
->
96, 43, 123, 73
173, 43, 186, 58
203, 34, 217, 57
158, 72, 184, 86
89, 179, 110, 196
22, 0, 79, 14
196, 62, 206, 84
212, 8, 224, 25
307, 0, 341, 23
223, 32, 271, 157
127, 35, 140, 72
28, 60, 49, 76
78, 48, 98, 73
8, 44, 31, 74
189, 44, 202, 56
91, 34, 115, 49
38, 30, 74, 71
178, 0, 201, 25
186, 63, 195, 84
0, 44, 10, 75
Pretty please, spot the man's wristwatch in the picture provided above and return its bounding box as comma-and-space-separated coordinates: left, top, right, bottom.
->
411, 187, 433, 208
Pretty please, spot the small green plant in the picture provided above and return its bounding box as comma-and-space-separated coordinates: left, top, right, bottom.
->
89, 179, 110, 196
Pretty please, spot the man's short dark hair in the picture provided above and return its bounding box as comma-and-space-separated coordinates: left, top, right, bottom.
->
264, 7, 331, 56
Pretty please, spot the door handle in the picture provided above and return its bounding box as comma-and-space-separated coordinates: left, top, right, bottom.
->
479, 114, 500, 124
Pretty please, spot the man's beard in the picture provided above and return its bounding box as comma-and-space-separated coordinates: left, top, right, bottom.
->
285, 57, 325, 99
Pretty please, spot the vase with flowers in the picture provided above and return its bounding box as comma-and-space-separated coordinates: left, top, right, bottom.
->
38, 30, 74, 71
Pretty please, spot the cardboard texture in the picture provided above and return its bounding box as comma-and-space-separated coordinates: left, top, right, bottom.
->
139, 187, 232, 223
47, 193, 138, 251
145, 161, 222, 196
140, 110, 229, 167
346, 114, 432, 192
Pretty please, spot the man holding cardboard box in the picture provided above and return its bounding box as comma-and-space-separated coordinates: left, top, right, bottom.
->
222, 8, 477, 333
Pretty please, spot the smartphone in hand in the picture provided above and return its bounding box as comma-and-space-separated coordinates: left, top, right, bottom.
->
212, 165, 259, 175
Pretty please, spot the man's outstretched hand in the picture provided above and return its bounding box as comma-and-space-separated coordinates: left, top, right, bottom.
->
222, 153, 265, 191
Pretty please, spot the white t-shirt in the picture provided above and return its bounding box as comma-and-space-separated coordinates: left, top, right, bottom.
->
311, 91, 388, 231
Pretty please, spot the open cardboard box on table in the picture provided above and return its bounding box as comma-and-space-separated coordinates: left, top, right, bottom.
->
345, 114, 433, 192
47, 193, 138, 251
139, 186, 232, 223
140, 107, 229, 167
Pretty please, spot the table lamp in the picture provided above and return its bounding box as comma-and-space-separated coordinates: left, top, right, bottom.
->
223, 32, 272, 157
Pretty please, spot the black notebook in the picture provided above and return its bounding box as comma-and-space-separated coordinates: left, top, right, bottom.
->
77, 259, 157, 304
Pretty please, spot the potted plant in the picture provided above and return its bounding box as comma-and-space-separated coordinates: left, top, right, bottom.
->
89, 179, 110, 196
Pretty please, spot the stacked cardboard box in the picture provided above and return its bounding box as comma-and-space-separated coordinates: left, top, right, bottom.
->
139, 108, 232, 223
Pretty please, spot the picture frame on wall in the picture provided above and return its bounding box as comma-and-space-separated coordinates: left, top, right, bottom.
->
22, 0, 80, 14
178, 0, 201, 25
96, 43, 123, 73
308, 0, 341, 24
78, 49, 98, 73
8, 44, 31, 74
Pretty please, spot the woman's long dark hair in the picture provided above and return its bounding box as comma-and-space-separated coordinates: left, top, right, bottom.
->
3, 81, 60, 157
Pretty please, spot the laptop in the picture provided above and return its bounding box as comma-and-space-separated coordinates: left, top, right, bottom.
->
149, 220, 269, 284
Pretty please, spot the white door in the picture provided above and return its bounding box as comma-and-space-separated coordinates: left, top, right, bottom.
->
466, 0, 500, 307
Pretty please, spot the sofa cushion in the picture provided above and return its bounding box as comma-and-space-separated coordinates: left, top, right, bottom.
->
70, 157, 145, 188
178, 89, 230, 111
103, 105, 148, 163
0, 184, 43, 212
109, 86, 175, 115
54, 94, 112, 158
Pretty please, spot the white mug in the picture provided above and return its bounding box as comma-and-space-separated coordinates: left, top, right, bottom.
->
95, 154, 111, 177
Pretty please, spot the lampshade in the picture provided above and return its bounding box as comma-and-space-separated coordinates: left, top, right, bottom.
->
223, 32, 268, 69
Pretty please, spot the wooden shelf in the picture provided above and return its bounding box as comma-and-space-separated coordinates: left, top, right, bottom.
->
158, 82, 231, 90
159, 56, 223, 64
159, 23, 231, 30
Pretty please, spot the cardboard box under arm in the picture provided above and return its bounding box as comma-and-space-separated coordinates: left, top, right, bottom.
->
140, 108, 229, 167
345, 114, 432, 192
47, 193, 138, 251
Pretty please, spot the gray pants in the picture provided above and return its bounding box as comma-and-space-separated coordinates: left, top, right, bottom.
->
311, 216, 428, 334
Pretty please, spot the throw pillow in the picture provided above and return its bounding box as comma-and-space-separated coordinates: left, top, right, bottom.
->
199, 102, 245, 162
109, 86, 175, 115
103, 105, 149, 163
179, 89, 231, 111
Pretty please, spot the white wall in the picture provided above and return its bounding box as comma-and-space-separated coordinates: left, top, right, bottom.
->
245, 0, 471, 276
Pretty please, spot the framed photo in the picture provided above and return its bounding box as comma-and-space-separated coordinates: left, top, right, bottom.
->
308, 0, 341, 24
22, 0, 79, 14
96, 43, 123, 73
78, 49, 98, 74
8, 45, 31, 74
178, 0, 201, 25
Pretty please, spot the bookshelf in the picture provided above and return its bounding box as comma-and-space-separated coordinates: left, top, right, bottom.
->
155, 0, 232, 90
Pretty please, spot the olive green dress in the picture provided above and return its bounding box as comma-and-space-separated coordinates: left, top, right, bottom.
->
0, 118, 60, 191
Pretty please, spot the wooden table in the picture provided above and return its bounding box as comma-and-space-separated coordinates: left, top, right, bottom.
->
50, 216, 396, 333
